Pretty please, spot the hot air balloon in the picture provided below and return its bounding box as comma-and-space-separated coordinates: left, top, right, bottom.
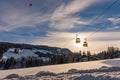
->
29, 3, 32, 7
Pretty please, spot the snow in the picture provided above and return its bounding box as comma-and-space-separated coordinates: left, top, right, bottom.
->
32, 49, 52, 54
8, 48, 15, 52
2, 48, 38, 59
1, 56, 7, 60
0, 56, 7, 62
1, 48, 67, 61
0, 58, 120, 79
40, 57, 50, 61
2, 48, 54, 60
3, 71, 120, 80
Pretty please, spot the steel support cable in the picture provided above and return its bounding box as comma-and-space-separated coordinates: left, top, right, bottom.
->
79, 0, 119, 35
86, 0, 119, 39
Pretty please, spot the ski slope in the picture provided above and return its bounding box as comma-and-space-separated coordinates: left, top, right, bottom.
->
2, 48, 53, 60
0, 58, 120, 78
3, 48, 38, 59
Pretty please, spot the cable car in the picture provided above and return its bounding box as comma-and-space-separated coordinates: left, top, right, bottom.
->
75, 34, 81, 43
83, 38, 88, 47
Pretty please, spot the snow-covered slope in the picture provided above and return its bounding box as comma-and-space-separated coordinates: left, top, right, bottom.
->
3, 48, 38, 59
0, 58, 120, 78
1, 47, 71, 61
32, 49, 52, 54
2, 48, 57, 59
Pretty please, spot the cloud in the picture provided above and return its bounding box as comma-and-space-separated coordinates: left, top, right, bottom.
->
50, 0, 100, 30
107, 26, 120, 30
108, 17, 120, 25
90, 32, 120, 41
107, 16, 120, 30
0, 0, 119, 53
50, 16, 80, 30
32, 31, 120, 53
0, 1, 51, 31
0, 0, 73, 31
0, 6, 50, 31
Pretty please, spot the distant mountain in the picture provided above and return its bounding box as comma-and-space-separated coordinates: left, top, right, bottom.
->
0, 42, 73, 70
3, 48, 39, 59
0, 42, 72, 55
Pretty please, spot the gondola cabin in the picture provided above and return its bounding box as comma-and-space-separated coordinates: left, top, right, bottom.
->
76, 38, 81, 43
83, 41, 88, 47
83, 38, 88, 47
75, 34, 81, 43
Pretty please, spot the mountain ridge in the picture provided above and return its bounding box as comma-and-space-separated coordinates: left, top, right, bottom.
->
0, 41, 72, 54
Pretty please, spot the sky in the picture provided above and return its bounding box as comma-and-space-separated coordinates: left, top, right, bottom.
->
0, 0, 120, 53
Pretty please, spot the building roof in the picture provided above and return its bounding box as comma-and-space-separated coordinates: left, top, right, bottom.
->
114, 53, 120, 58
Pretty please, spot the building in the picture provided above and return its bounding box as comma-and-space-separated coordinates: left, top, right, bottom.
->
75, 55, 99, 62
113, 53, 120, 58
0, 53, 3, 59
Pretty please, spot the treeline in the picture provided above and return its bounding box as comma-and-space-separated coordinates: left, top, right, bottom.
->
73, 47, 120, 60
0, 57, 44, 70
0, 47, 120, 70
0, 53, 78, 70
0, 53, 88, 70
94, 47, 120, 59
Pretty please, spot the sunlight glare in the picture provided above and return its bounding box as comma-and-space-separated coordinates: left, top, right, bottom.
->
73, 36, 83, 48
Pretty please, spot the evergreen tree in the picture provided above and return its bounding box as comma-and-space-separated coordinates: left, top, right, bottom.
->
87, 51, 91, 56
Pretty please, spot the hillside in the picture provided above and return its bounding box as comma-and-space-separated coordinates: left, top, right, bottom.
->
0, 42, 73, 70
0, 42, 72, 54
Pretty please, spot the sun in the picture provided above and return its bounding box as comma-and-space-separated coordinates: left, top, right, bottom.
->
73, 42, 83, 48
73, 37, 83, 48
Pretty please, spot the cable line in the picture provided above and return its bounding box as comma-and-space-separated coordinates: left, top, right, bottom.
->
86, 0, 119, 38
79, 0, 119, 33
75, 0, 120, 47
